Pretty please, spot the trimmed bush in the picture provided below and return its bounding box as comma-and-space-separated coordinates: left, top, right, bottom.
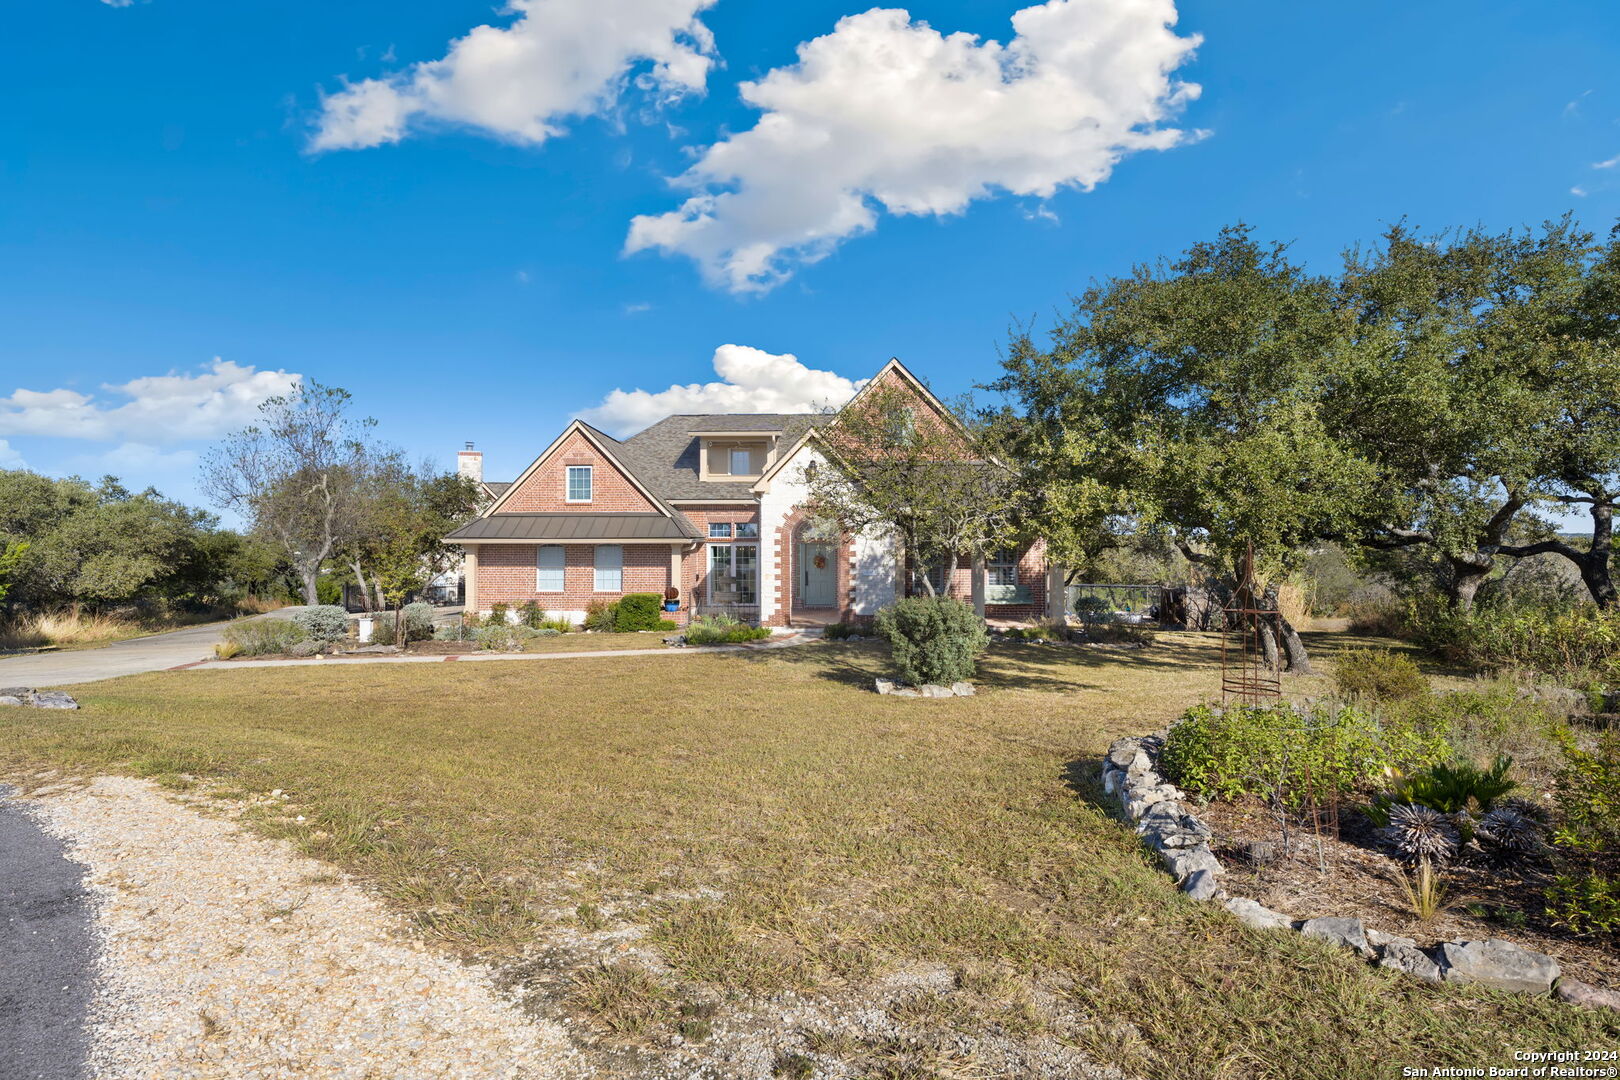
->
873, 596, 988, 687
1160, 703, 1451, 808
222, 618, 308, 657
292, 605, 349, 644
1333, 647, 1429, 702
613, 593, 666, 632
402, 602, 436, 641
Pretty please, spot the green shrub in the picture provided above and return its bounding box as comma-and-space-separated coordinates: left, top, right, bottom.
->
517, 600, 546, 629
1005, 624, 1066, 642
1402, 755, 1517, 815
1407, 599, 1620, 681
822, 622, 855, 640
402, 602, 436, 641
291, 605, 349, 644
874, 596, 989, 687
223, 618, 308, 656
613, 593, 665, 632
1333, 648, 1429, 702
531, 627, 561, 638
1551, 731, 1620, 856
315, 576, 343, 606
1545, 873, 1620, 935
584, 600, 616, 632
485, 603, 510, 627
1160, 703, 1451, 808
684, 614, 771, 646
474, 623, 534, 652
370, 618, 397, 645
286, 638, 321, 658
540, 616, 573, 633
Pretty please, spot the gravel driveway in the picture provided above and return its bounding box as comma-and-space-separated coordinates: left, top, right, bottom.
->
0, 785, 95, 1080
18, 777, 577, 1079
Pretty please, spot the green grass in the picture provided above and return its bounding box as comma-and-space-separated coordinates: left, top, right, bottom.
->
1, 632, 1612, 1078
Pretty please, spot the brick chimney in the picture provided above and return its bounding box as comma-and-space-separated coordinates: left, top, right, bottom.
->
457, 441, 483, 484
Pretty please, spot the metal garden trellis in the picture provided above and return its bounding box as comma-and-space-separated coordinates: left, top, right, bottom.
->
1220, 542, 1281, 705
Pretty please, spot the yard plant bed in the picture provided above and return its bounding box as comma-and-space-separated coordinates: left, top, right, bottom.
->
3, 632, 1615, 1079
1201, 798, 1620, 989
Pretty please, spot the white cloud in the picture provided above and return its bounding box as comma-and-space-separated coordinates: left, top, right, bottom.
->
626, 0, 1201, 293
0, 439, 26, 470
0, 359, 299, 444
1593, 154, 1620, 170
64, 442, 198, 480
578, 344, 865, 435
1572, 185, 1590, 197
311, 0, 718, 151
99, 0, 135, 6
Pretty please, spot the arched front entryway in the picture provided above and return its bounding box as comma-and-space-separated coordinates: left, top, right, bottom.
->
790, 517, 843, 619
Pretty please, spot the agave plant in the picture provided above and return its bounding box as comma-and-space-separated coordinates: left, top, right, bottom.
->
1476, 805, 1548, 866
1387, 803, 1460, 864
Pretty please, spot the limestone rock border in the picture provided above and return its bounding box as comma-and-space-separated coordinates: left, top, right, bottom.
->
1101, 734, 1604, 1009
0, 686, 79, 710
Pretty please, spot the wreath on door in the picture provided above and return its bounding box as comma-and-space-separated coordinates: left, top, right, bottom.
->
812, 553, 828, 570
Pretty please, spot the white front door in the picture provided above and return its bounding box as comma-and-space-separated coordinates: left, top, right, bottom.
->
798, 541, 836, 607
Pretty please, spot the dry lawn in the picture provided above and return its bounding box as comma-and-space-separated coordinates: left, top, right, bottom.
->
2, 631, 1613, 1079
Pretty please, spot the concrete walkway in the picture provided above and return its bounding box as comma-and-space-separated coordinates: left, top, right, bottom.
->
0, 610, 304, 688
181, 631, 820, 672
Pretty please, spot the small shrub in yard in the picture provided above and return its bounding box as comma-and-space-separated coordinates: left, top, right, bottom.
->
1333, 648, 1429, 702
286, 639, 321, 658
370, 619, 397, 646
222, 618, 308, 657
292, 605, 349, 644
1545, 873, 1620, 934
613, 593, 666, 632
402, 602, 436, 641
485, 603, 510, 627
822, 622, 855, 640
540, 617, 574, 633
517, 599, 546, 629
584, 600, 616, 632
874, 596, 988, 687
684, 614, 771, 646
1407, 599, 1620, 681
1160, 703, 1450, 808
474, 624, 532, 652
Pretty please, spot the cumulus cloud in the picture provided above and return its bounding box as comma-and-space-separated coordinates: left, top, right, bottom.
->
626, 0, 1202, 293
0, 439, 26, 470
0, 360, 299, 444
578, 344, 864, 435
311, 0, 718, 151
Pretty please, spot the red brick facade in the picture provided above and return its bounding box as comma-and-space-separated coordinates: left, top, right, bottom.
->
498, 429, 656, 513
475, 542, 681, 617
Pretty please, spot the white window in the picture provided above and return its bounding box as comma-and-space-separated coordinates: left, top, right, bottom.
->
708, 542, 758, 605
709, 522, 732, 539
729, 447, 754, 475
593, 544, 622, 592
566, 465, 592, 503
988, 549, 1018, 587
536, 545, 565, 592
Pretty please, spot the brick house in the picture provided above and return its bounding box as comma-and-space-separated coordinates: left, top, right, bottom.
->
447, 359, 1062, 627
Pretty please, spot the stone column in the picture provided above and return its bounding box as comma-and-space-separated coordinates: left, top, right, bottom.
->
464, 547, 479, 614
1046, 562, 1066, 625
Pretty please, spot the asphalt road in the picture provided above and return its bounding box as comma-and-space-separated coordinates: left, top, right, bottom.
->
0, 608, 306, 687
0, 787, 94, 1080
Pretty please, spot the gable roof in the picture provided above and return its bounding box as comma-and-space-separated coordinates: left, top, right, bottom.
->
615, 412, 834, 501
484, 419, 679, 519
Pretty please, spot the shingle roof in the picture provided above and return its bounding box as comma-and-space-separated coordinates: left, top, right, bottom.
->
616, 413, 834, 501
483, 481, 512, 498
446, 512, 698, 542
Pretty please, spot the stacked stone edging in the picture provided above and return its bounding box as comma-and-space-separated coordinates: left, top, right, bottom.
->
1101, 734, 1611, 1009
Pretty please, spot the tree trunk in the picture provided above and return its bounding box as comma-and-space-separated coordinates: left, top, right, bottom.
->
1260, 584, 1312, 674
300, 564, 320, 606
1445, 554, 1493, 611
350, 560, 374, 613
1581, 501, 1615, 609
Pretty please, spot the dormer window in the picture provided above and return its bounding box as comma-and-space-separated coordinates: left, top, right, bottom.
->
700, 438, 770, 481
566, 465, 592, 502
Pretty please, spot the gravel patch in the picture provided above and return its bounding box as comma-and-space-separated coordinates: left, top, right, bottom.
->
26, 776, 578, 1080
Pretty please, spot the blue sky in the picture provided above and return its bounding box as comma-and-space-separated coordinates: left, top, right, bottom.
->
3, 0, 1619, 512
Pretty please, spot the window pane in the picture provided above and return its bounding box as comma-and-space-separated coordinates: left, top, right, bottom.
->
709, 522, 732, 539
593, 544, 622, 592
989, 549, 1018, 587
536, 545, 565, 592
734, 522, 759, 538
566, 466, 592, 502
707, 444, 731, 475
729, 448, 753, 475
732, 544, 758, 604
